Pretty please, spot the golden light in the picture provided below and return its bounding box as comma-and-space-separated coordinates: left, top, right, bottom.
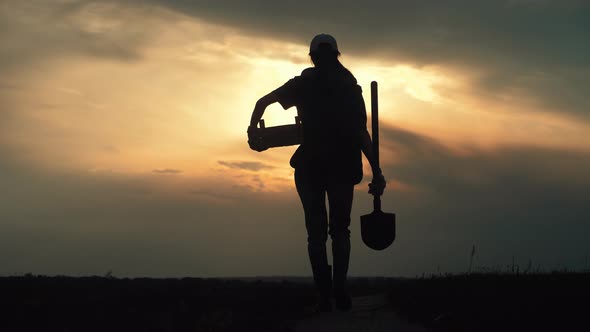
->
4, 4, 590, 196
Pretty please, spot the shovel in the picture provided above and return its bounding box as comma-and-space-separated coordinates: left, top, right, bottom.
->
361, 81, 396, 251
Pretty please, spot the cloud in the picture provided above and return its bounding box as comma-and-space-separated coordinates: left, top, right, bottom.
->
2, 124, 589, 276
140, 0, 590, 119
381, 125, 590, 194
3, 0, 587, 138
0, 146, 305, 277
152, 168, 183, 175
368, 125, 590, 273
1, 0, 589, 277
218, 160, 275, 172
0, 1, 172, 75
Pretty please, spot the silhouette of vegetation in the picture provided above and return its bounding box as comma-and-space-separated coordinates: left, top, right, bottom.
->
1, 276, 316, 331
388, 272, 590, 331
3, 273, 588, 331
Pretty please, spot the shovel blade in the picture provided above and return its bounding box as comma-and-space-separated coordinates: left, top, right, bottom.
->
360, 210, 396, 251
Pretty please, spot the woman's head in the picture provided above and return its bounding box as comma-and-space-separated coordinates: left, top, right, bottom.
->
309, 34, 341, 68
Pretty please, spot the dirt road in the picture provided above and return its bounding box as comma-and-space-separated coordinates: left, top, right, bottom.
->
295, 293, 428, 332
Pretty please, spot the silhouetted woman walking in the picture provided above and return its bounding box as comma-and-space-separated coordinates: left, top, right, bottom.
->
248, 34, 385, 312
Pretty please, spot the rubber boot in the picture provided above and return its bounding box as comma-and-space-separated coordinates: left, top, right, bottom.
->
332, 233, 352, 311
312, 264, 332, 312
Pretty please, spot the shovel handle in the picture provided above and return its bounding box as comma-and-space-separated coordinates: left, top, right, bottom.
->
371, 81, 382, 212
373, 195, 382, 212
371, 81, 379, 169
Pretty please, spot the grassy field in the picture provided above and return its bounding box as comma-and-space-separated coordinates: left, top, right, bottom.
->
2, 276, 317, 331
2, 273, 588, 331
388, 272, 590, 331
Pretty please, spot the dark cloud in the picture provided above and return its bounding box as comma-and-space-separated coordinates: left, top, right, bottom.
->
152, 168, 183, 174
218, 160, 275, 172
371, 125, 590, 273
4, 1, 587, 117
382, 125, 590, 196
142, 0, 590, 119
0, 1, 157, 74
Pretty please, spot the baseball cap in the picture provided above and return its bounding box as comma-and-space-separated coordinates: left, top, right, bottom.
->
309, 34, 339, 54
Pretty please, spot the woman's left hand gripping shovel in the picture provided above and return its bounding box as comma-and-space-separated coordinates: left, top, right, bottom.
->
361, 81, 396, 251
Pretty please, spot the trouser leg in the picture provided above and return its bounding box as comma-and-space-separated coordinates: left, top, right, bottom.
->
295, 170, 331, 297
327, 183, 354, 290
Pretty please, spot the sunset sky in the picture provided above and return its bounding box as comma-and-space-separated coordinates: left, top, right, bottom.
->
1, 0, 589, 277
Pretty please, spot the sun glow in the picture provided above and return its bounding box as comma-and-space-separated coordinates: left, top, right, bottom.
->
4, 4, 590, 196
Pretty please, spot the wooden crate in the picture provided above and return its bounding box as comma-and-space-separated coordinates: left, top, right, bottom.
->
256, 117, 303, 148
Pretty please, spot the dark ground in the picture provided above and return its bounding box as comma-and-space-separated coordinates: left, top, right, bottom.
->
389, 272, 590, 331
1, 273, 588, 331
